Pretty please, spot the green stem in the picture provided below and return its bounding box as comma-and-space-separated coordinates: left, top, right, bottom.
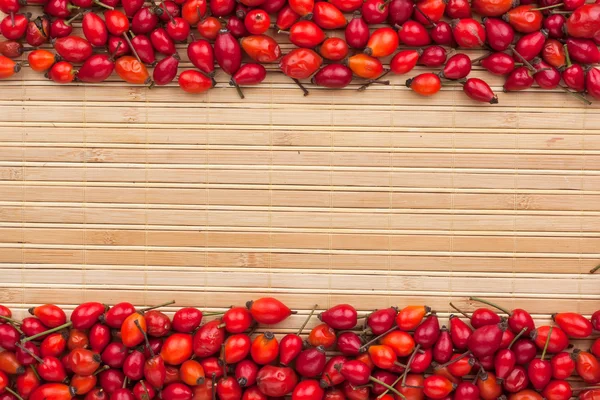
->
352, 384, 373, 390
509, 46, 536, 72
468, 297, 511, 315
93, 0, 114, 9
139, 300, 176, 313
449, 302, 471, 319
437, 351, 471, 369
559, 85, 592, 105
22, 321, 72, 343
140, 381, 150, 400
65, 11, 82, 24
30, 365, 41, 380
369, 377, 406, 399
531, 3, 563, 10
541, 327, 553, 361
471, 52, 492, 64
93, 365, 110, 376
15, 343, 43, 363
378, 345, 420, 399
359, 326, 398, 352
0, 316, 24, 334
401, 344, 421, 387
6, 388, 23, 400
589, 264, 600, 274
508, 327, 527, 349
0, 315, 21, 325
298, 304, 318, 335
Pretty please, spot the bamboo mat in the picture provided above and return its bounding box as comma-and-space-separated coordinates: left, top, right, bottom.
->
1, 15, 600, 333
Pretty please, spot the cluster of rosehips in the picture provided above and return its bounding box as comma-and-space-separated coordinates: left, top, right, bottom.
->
0, 297, 599, 400
0, 0, 599, 102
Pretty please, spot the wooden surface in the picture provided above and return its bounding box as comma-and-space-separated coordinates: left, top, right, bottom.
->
0, 19, 600, 328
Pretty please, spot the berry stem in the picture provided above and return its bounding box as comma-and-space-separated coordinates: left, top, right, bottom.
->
5, 388, 24, 400
590, 264, 600, 274
22, 321, 72, 343
468, 296, 511, 315
139, 300, 176, 312
298, 304, 319, 335
134, 319, 154, 358
15, 343, 43, 363
359, 325, 398, 352
122, 32, 143, 64
559, 85, 592, 105
563, 44, 572, 68
93, 0, 114, 9
292, 78, 309, 96
211, 373, 217, 400
30, 365, 41, 380
93, 365, 110, 376
401, 344, 421, 387
229, 79, 245, 99
509, 46, 536, 72
437, 350, 471, 369
158, 0, 175, 23
471, 52, 492, 64
140, 380, 150, 400
541, 326, 553, 361
0, 315, 20, 325
449, 302, 471, 319
413, 4, 436, 26
508, 327, 527, 349
66, 11, 83, 24
358, 70, 391, 91
531, 3, 563, 10
369, 377, 406, 399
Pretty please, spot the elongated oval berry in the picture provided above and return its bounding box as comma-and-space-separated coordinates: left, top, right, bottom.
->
441, 53, 471, 79
256, 366, 298, 397
345, 13, 370, 49
452, 18, 485, 48
279, 48, 322, 80
241, 35, 281, 63
348, 54, 383, 80
367, 308, 397, 335
414, 313, 440, 349
312, 64, 353, 89
319, 304, 357, 330
364, 27, 398, 58
406, 73, 442, 96
587, 68, 600, 100
71, 303, 107, 330
504, 5, 543, 33
468, 323, 505, 358
463, 78, 498, 104
312, 2, 346, 29
484, 17, 514, 51
153, 54, 179, 86
390, 50, 420, 75
319, 37, 348, 61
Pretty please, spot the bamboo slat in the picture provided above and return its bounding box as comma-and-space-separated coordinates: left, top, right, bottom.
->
0, 7, 599, 328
